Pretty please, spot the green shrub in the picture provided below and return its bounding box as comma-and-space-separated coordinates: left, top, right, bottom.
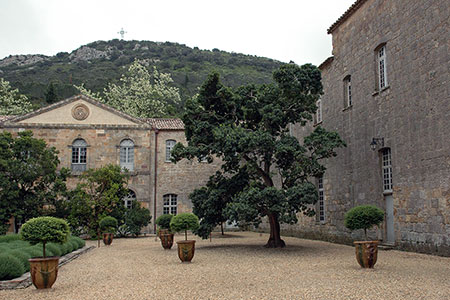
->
20, 217, 70, 258
6, 249, 31, 272
46, 243, 63, 257
69, 236, 85, 248
0, 254, 25, 280
0, 234, 21, 243
31, 245, 55, 257
344, 205, 385, 240
61, 242, 74, 255
21, 247, 43, 259
155, 214, 173, 230
99, 216, 118, 233
7, 240, 30, 249
69, 240, 79, 251
123, 201, 152, 237
170, 213, 199, 241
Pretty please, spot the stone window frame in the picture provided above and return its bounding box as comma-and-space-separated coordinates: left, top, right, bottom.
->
381, 148, 393, 194
123, 189, 136, 209
119, 138, 135, 172
315, 98, 322, 124
163, 194, 177, 215
316, 176, 326, 223
375, 43, 388, 92
71, 138, 88, 172
165, 139, 176, 162
343, 75, 352, 108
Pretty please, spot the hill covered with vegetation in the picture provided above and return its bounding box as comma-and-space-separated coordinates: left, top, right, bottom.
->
0, 40, 283, 108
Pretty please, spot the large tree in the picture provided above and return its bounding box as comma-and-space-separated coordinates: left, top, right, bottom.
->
172, 64, 345, 247
75, 59, 181, 118
0, 78, 33, 115
0, 131, 68, 234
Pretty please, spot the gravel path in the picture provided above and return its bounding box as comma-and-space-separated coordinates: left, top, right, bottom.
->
1, 232, 449, 300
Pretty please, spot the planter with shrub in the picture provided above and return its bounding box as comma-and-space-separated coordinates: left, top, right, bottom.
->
345, 205, 385, 268
155, 214, 174, 249
99, 216, 118, 246
170, 213, 199, 262
20, 216, 70, 289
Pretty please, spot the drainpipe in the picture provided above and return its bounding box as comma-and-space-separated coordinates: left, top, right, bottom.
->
153, 129, 159, 233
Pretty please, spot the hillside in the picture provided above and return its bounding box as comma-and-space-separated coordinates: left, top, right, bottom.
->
0, 40, 283, 108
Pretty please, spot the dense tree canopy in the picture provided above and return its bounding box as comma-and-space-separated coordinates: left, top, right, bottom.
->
0, 78, 33, 115
172, 64, 345, 247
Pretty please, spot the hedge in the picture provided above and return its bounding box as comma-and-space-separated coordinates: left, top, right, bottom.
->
0, 254, 25, 280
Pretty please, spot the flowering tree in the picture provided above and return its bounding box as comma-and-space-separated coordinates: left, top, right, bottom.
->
0, 78, 33, 115
75, 60, 181, 118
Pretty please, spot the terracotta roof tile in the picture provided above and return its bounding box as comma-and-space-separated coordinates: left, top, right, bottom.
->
327, 0, 368, 34
144, 118, 185, 130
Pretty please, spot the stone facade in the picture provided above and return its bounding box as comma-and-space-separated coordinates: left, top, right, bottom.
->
285, 0, 450, 255
1, 95, 220, 234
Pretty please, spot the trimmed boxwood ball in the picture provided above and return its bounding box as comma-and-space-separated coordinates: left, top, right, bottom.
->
70, 236, 85, 248
170, 213, 199, 241
155, 214, 174, 230
344, 205, 384, 240
6, 249, 31, 272
68, 240, 79, 251
99, 216, 118, 233
62, 241, 74, 254
0, 253, 25, 280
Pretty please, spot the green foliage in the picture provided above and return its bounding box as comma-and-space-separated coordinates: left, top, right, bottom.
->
20, 216, 70, 257
6, 249, 31, 272
68, 239, 79, 251
0, 77, 33, 115
170, 213, 199, 240
172, 64, 345, 247
46, 242, 63, 257
0, 131, 68, 232
61, 241, 74, 254
44, 82, 59, 104
0, 253, 25, 280
21, 247, 42, 259
69, 236, 85, 248
122, 201, 152, 237
99, 216, 118, 233
5, 240, 29, 249
344, 205, 385, 240
155, 214, 173, 230
0, 234, 21, 243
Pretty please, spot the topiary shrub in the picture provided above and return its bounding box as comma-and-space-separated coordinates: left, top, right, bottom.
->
99, 216, 118, 233
0, 253, 25, 280
6, 249, 31, 272
69, 236, 85, 248
344, 205, 384, 240
170, 213, 199, 241
61, 241, 74, 255
20, 217, 70, 258
156, 214, 173, 231
68, 239, 79, 251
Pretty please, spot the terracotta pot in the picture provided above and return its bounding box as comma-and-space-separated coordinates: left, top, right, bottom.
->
354, 241, 379, 268
103, 233, 114, 245
158, 229, 169, 239
29, 257, 60, 289
176, 240, 196, 262
160, 233, 174, 249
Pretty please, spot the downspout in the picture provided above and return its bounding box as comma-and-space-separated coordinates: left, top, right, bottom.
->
153, 129, 159, 233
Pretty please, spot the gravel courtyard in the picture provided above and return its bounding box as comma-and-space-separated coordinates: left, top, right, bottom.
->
1, 231, 449, 300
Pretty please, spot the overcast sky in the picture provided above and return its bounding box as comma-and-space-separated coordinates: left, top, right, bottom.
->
0, 0, 356, 66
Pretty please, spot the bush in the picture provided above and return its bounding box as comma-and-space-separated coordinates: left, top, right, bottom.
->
0, 234, 21, 243
7, 240, 30, 249
99, 216, 118, 233
46, 243, 63, 257
31, 245, 55, 257
123, 202, 152, 237
6, 249, 31, 272
69, 236, 85, 248
170, 213, 199, 240
21, 247, 43, 259
61, 241, 74, 255
0, 254, 25, 280
69, 239, 79, 250
155, 214, 173, 230
344, 205, 384, 240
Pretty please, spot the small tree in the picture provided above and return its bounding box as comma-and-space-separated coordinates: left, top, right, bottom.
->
45, 82, 59, 104
0, 78, 33, 115
123, 201, 152, 237
20, 217, 70, 258
155, 214, 173, 231
99, 216, 118, 233
344, 205, 384, 240
170, 213, 199, 241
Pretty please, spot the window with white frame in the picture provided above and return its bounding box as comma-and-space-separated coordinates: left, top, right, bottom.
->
123, 190, 136, 209
378, 45, 388, 90
163, 194, 177, 215
71, 139, 87, 172
344, 75, 352, 107
316, 98, 322, 123
317, 176, 325, 222
165, 140, 176, 162
382, 148, 393, 193
120, 139, 134, 171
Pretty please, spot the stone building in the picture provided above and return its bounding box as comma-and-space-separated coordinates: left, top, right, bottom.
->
0, 95, 220, 233
286, 0, 449, 255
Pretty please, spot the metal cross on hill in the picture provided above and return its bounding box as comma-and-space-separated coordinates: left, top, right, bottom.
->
117, 28, 127, 40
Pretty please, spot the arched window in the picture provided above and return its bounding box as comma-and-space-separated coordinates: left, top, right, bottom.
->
165, 140, 176, 162
123, 190, 136, 209
72, 139, 87, 172
163, 194, 177, 215
120, 139, 134, 171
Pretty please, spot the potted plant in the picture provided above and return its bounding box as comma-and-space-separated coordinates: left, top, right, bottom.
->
20, 216, 70, 289
344, 205, 385, 268
99, 216, 118, 246
155, 214, 174, 249
170, 213, 199, 262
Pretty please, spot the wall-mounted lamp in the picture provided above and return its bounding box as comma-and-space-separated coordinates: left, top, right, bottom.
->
370, 137, 384, 151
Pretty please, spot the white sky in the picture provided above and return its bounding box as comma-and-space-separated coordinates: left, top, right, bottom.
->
0, 0, 356, 65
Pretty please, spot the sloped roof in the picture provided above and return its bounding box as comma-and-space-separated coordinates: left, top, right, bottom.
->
327, 0, 368, 34
144, 118, 185, 130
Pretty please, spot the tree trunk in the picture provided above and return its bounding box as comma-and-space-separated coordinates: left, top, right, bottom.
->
265, 213, 285, 248
220, 222, 224, 235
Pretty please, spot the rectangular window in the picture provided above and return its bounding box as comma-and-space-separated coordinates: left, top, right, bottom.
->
344, 76, 352, 107
316, 99, 322, 123
382, 148, 393, 193
318, 177, 325, 222
165, 140, 176, 162
378, 46, 387, 90
163, 194, 177, 215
